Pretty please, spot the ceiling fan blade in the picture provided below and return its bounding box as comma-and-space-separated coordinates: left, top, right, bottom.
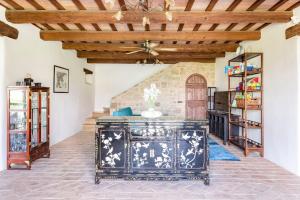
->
155, 48, 178, 52
119, 46, 142, 49
126, 50, 144, 55
149, 42, 159, 48
150, 50, 159, 56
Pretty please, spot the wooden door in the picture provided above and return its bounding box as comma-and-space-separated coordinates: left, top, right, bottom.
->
185, 74, 208, 120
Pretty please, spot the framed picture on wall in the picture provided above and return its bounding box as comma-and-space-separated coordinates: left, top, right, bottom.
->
53, 65, 69, 93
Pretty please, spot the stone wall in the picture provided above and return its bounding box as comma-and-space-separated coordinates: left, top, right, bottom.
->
111, 62, 215, 117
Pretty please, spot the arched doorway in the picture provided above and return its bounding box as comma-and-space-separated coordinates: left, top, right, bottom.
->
185, 74, 208, 120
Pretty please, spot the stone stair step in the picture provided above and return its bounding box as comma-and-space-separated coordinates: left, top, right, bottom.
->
84, 117, 96, 125
82, 124, 95, 132
92, 112, 108, 118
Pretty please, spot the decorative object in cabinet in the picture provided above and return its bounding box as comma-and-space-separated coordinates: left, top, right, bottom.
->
7, 86, 50, 169
226, 53, 264, 156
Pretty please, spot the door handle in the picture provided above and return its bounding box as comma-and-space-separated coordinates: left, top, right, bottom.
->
150, 149, 155, 158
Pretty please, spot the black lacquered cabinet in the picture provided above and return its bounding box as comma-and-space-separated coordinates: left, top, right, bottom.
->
95, 117, 209, 185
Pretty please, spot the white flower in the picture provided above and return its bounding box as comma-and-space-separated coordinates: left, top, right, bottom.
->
160, 143, 167, 149
143, 83, 161, 107
156, 157, 162, 162
136, 143, 142, 148
103, 139, 109, 144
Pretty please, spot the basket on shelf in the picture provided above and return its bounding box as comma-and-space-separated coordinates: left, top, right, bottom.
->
236, 98, 261, 107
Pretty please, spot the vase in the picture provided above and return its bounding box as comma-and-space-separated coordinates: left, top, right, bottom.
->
141, 107, 162, 118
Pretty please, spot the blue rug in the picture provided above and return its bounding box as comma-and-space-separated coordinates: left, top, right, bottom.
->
209, 138, 240, 161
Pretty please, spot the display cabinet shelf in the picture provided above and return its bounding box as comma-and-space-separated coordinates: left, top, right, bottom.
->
7, 86, 50, 169
229, 120, 262, 129
228, 68, 262, 77
230, 136, 263, 151
230, 89, 262, 93
228, 53, 262, 62
230, 106, 262, 110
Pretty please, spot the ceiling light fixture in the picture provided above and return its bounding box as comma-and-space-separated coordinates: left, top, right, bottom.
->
110, 0, 175, 26
136, 58, 163, 65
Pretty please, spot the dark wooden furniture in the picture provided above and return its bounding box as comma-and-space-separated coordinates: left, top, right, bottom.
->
7, 86, 50, 169
228, 53, 264, 156
207, 87, 216, 111
185, 74, 207, 120
208, 111, 239, 145
95, 116, 209, 185
214, 91, 229, 112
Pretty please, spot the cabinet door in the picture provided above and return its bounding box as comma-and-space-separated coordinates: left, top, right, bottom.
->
40, 91, 49, 143
131, 141, 173, 170
31, 92, 39, 147
178, 129, 206, 170
99, 129, 126, 170
8, 89, 29, 154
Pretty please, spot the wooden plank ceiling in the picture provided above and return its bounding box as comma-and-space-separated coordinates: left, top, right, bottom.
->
0, 0, 299, 64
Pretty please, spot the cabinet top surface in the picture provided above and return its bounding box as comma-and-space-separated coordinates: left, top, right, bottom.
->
96, 116, 208, 123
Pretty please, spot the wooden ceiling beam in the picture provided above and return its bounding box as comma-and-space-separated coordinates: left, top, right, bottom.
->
77, 51, 225, 59
0, 20, 18, 39
87, 58, 216, 64
6, 10, 292, 24
286, 24, 300, 39
63, 42, 238, 52
41, 31, 261, 41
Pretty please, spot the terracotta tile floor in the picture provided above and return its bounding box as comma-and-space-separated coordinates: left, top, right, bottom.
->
1, 131, 300, 200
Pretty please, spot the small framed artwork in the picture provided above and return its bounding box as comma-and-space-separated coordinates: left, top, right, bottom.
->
53, 65, 69, 93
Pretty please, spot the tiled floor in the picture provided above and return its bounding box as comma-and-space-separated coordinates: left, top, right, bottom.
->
1, 131, 300, 200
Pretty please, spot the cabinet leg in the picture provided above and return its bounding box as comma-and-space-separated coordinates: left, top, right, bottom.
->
95, 176, 101, 184
204, 176, 210, 186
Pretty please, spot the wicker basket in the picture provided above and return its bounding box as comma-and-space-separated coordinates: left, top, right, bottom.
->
236, 98, 260, 107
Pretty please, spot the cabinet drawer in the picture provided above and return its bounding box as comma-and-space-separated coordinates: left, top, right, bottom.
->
129, 125, 176, 140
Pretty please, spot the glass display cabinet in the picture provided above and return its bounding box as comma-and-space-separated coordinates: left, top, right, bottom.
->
7, 86, 50, 169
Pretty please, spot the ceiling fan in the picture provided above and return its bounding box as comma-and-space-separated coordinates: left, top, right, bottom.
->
125, 40, 177, 56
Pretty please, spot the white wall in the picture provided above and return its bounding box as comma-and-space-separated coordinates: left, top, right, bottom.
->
215, 8, 300, 175
297, 36, 300, 176
94, 64, 168, 111
0, 27, 6, 171
0, 7, 95, 170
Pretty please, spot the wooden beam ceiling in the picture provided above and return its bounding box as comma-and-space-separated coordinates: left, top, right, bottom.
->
286, 24, 300, 39
0, 20, 18, 39
87, 58, 216, 64
6, 10, 293, 24
78, 51, 225, 60
41, 31, 261, 42
63, 42, 238, 53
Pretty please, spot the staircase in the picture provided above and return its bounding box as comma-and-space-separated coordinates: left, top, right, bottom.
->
81, 109, 110, 132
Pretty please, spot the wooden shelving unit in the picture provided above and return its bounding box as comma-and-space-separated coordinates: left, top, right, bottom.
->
228, 53, 264, 156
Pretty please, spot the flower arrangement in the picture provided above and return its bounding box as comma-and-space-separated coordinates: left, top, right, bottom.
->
143, 83, 160, 109
141, 83, 162, 118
